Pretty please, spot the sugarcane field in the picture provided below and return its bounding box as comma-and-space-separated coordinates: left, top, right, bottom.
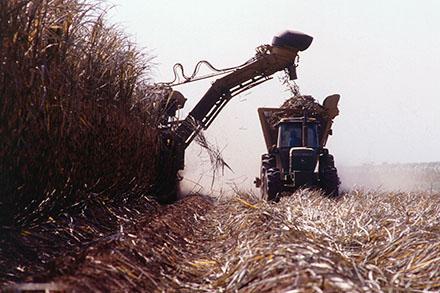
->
1, 1, 439, 292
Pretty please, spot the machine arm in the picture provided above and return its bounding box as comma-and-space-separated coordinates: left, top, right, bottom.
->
167, 31, 313, 170
175, 31, 313, 149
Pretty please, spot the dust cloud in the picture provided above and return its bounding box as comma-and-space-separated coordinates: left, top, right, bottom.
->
339, 163, 440, 193
180, 135, 440, 196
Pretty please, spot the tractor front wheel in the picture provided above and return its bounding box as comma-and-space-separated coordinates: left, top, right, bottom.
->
261, 167, 282, 201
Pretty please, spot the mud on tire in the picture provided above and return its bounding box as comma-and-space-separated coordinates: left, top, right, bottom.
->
261, 167, 282, 201
261, 154, 276, 169
260, 154, 279, 201
267, 168, 282, 201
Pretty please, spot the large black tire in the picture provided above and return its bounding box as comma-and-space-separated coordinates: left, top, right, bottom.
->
267, 168, 282, 201
260, 154, 276, 201
261, 154, 276, 169
261, 167, 282, 201
260, 168, 268, 200
154, 137, 180, 204
319, 153, 340, 196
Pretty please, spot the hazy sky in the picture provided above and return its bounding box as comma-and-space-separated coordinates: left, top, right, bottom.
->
109, 0, 440, 193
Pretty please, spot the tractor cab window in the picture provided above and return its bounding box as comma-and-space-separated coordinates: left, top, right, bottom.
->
278, 122, 319, 148
307, 124, 319, 148
278, 123, 302, 148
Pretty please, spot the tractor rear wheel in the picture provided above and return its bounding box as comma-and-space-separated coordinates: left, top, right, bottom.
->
319, 153, 340, 196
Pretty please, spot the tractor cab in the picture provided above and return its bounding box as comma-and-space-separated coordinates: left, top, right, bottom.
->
277, 117, 319, 149
274, 117, 320, 187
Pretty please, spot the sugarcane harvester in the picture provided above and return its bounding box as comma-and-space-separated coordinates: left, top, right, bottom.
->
158, 31, 340, 201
